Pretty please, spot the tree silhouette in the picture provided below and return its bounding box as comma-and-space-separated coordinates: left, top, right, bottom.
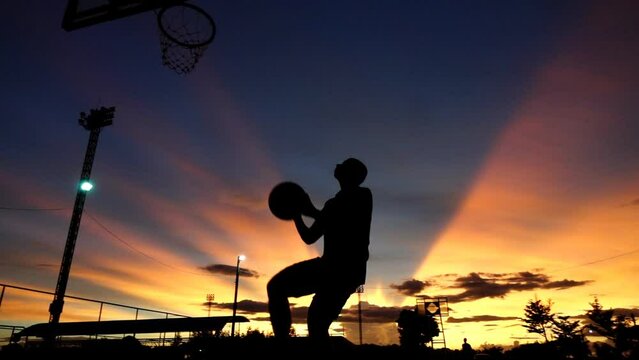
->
244, 328, 267, 340
396, 309, 439, 348
587, 297, 639, 358
552, 315, 583, 341
552, 315, 588, 359
522, 298, 554, 342
586, 297, 614, 339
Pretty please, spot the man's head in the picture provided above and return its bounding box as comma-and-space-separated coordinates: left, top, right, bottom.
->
334, 158, 367, 188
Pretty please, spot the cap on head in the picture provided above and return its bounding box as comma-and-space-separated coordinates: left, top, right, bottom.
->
335, 158, 367, 186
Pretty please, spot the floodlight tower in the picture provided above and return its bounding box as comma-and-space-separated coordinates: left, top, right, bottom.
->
49, 106, 115, 325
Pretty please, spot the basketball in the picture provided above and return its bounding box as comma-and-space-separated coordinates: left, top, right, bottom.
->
268, 182, 308, 220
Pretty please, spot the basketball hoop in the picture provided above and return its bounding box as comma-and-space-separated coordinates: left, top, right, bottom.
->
157, 3, 216, 74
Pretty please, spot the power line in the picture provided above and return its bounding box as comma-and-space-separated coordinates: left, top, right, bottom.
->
85, 212, 215, 278
0, 204, 234, 282
549, 247, 639, 274
0, 206, 66, 211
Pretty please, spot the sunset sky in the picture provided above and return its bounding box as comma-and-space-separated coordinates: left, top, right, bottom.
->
1, 0, 638, 348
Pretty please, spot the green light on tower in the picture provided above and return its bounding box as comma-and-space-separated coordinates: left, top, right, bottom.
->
80, 180, 93, 192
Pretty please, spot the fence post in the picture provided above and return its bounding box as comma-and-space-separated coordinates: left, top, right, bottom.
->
132, 308, 139, 338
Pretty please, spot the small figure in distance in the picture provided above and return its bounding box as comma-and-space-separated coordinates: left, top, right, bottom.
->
267, 158, 373, 349
462, 337, 474, 359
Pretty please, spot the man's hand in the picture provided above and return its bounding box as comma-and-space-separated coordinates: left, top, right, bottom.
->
293, 211, 322, 245
300, 192, 320, 218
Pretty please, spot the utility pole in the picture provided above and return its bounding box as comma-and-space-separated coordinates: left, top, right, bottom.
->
357, 285, 364, 345
231, 254, 245, 337
49, 107, 115, 327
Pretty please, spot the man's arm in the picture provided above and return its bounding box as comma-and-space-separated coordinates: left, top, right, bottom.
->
293, 214, 323, 245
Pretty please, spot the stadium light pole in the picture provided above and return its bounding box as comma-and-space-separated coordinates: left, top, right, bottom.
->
206, 293, 215, 317
49, 107, 114, 328
231, 254, 245, 337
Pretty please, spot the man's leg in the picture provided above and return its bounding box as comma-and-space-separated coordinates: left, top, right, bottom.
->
307, 285, 357, 342
267, 258, 322, 338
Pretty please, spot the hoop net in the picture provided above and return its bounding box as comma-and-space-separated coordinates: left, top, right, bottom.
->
157, 3, 216, 75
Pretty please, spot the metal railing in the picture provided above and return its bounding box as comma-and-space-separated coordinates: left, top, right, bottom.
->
0, 282, 188, 346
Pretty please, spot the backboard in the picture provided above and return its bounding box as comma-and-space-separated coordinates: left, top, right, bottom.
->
62, 0, 215, 74
62, 0, 186, 31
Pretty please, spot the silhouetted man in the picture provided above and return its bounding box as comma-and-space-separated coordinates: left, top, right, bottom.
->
462, 337, 474, 359
267, 158, 372, 346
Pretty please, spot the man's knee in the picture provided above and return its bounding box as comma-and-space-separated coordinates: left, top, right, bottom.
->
267, 276, 280, 298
